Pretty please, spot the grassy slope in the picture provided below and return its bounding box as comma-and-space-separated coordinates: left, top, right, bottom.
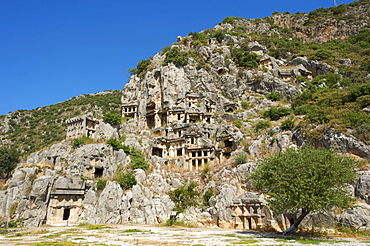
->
0, 90, 121, 155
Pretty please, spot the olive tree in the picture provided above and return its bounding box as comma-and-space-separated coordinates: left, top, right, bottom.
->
168, 182, 199, 225
250, 146, 358, 234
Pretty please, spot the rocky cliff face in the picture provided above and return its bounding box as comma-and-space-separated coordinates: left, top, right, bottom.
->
1, 2, 370, 231
271, 3, 370, 43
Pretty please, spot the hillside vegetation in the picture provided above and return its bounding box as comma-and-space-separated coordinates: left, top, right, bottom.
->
0, 90, 121, 155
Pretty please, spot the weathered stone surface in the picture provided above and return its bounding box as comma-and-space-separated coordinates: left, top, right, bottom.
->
355, 172, 370, 204
87, 181, 123, 224
337, 203, 370, 229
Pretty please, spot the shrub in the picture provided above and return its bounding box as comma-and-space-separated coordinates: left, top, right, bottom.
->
343, 111, 370, 129
128, 59, 151, 76
188, 32, 207, 42
232, 120, 243, 128
266, 92, 281, 101
263, 107, 292, 121
117, 172, 137, 190
222, 16, 244, 24
255, 120, 271, 132
241, 101, 249, 109
103, 113, 122, 125
96, 180, 107, 191
163, 47, 189, 67
107, 138, 123, 151
169, 182, 199, 214
233, 151, 248, 165
8, 220, 17, 228
71, 136, 94, 148
281, 119, 295, 130
230, 48, 259, 68
129, 148, 149, 170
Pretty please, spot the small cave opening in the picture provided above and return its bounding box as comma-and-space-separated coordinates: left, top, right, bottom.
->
94, 167, 104, 178
63, 208, 70, 221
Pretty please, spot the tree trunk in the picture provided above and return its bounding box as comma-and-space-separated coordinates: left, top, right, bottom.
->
283, 209, 310, 235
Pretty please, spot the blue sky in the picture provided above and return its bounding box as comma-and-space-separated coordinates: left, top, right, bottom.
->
0, 0, 354, 115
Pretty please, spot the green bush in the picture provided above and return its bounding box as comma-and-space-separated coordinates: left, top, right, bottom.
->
128, 59, 151, 76
8, 220, 17, 228
96, 180, 107, 191
117, 172, 137, 190
263, 107, 292, 121
222, 16, 244, 24
343, 111, 370, 129
103, 113, 122, 125
255, 120, 271, 132
188, 32, 207, 41
230, 48, 259, 68
169, 182, 199, 214
129, 148, 149, 170
266, 92, 281, 101
107, 138, 123, 151
107, 142, 148, 170
241, 101, 249, 109
233, 151, 248, 165
232, 120, 243, 128
207, 29, 227, 43
281, 119, 295, 130
163, 47, 189, 67
71, 136, 94, 148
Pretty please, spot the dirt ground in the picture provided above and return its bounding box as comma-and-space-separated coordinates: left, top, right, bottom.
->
0, 224, 369, 246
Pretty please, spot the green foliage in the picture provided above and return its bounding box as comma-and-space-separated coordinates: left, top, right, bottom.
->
281, 119, 295, 130
128, 59, 151, 77
2, 91, 121, 155
266, 92, 281, 101
71, 136, 94, 149
8, 220, 17, 228
0, 147, 20, 180
255, 120, 271, 132
232, 120, 242, 128
103, 113, 122, 125
240, 101, 249, 109
96, 179, 107, 191
233, 151, 248, 165
188, 32, 207, 42
222, 16, 244, 24
230, 47, 259, 68
163, 47, 189, 67
169, 182, 200, 214
250, 146, 358, 215
106, 140, 149, 170
107, 138, 123, 151
263, 107, 292, 121
129, 148, 149, 170
207, 29, 227, 43
117, 172, 137, 190
292, 75, 370, 138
